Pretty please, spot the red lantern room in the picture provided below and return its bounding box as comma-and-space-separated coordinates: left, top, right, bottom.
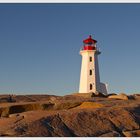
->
83, 35, 97, 50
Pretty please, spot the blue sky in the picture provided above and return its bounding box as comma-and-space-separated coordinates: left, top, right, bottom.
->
0, 3, 140, 95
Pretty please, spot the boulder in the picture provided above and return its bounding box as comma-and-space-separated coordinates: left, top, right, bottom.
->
133, 94, 140, 100
100, 131, 121, 137
107, 93, 117, 97
108, 93, 128, 100
78, 102, 104, 109
123, 130, 140, 137
91, 92, 106, 97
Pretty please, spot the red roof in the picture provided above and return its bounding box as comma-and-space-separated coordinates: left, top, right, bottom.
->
83, 35, 97, 44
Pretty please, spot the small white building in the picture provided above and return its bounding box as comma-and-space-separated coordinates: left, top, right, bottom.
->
79, 35, 108, 95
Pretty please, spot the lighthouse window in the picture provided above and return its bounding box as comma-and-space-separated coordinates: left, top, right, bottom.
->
90, 84, 92, 90
89, 57, 92, 62
90, 70, 92, 75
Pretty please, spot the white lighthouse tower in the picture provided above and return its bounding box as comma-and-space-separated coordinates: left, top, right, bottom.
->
79, 35, 108, 95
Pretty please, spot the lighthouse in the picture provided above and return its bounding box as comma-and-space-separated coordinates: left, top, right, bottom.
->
79, 35, 108, 95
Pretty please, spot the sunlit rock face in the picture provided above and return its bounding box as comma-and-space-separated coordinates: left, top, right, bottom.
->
0, 94, 140, 137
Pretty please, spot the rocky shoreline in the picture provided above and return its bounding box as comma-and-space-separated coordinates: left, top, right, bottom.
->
0, 93, 140, 137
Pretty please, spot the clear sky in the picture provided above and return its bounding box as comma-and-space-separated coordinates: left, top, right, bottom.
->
0, 3, 140, 95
